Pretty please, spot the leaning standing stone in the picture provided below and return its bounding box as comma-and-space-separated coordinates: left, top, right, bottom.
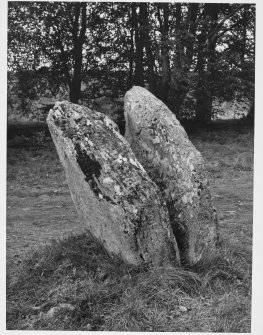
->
124, 86, 218, 265
47, 101, 180, 267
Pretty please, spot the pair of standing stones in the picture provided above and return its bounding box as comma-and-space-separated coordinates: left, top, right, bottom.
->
47, 86, 218, 267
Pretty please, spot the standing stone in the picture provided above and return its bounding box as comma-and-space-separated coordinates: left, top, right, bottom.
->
47, 101, 180, 267
124, 86, 218, 265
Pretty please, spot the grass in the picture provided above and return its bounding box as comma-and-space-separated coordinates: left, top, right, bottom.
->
6, 124, 254, 332
189, 127, 254, 175
6, 233, 251, 331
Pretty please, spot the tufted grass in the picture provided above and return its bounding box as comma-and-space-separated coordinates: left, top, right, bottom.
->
6, 232, 251, 332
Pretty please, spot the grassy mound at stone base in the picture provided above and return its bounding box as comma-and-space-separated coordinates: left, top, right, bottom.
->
7, 232, 251, 332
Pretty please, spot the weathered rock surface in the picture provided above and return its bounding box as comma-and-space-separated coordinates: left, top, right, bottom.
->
124, 86, 218, 265
47, 101, 180, 267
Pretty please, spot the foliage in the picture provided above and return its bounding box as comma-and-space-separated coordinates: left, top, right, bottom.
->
8, 2, 255, 122
8, 68, 65, 116
9, 2, 91, 103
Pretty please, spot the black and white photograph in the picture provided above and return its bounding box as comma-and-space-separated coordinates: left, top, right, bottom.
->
4, 0, 262, 333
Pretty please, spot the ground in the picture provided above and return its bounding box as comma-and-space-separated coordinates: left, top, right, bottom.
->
6, 124, 254, 331
7, 144, 86, 272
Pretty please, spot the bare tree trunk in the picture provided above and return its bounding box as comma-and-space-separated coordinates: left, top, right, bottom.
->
157, 3, 170, 104
241, 5, 249, 67
128, 4, 135, 88
246, 101, 254, 125
171, 3, 199, 117
133, 3, 144, 86
69, 3, 87, 103
139, 3, 156, 94
174, 3, 182, 70
195, 4, 219, 124
185, 3, 199, 68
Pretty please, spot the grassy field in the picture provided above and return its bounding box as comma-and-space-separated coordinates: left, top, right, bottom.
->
6, 125, 254, 331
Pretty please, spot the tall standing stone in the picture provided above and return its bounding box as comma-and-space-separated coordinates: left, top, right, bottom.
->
47, 101, 180, 267
124, 86, 218, 265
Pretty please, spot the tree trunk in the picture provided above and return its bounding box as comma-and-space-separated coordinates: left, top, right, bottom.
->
69, 3, 87, 103
69, 67, 81, 104
170, 3, 183, 116
158, 3, 170, 104
185, 3, 199, 68
195, 4, 219, 124
171, 3, 199, 117
139, 3, 156, 94
174, 3, 182, 70
241, 5, 249, 67
133, 3, 144, 86
246, 100, 254, 125
195, 87, 213, 124
128, 4, 135, 88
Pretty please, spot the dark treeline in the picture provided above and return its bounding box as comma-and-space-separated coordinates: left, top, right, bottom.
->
8, 2, 255, 123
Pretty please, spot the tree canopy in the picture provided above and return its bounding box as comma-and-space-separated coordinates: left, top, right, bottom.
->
8, 2, 255, 123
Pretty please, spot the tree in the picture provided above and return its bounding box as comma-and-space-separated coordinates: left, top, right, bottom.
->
194, 3, 220, 124
130, 3, 156, 91
193, 4, 255, 123
156, 3, 171, 104
169, 3, 199, 117
8, 2, 89, 103
133, 3, 144, 86
140, 3, 156, 94
8, 2, 255, 123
